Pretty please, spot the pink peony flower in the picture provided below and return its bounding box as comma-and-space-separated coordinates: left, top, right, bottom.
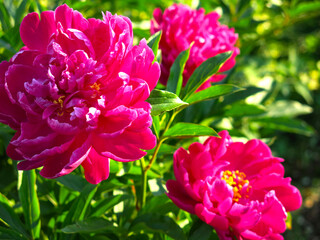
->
166, 131, 302, 240
151, 4, 240, 90
0, 4, 160, 184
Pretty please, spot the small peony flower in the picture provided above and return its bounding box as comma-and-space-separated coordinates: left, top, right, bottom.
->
0, 4, 160, 184
166, 131, 302, 240
151, 4, 240, 90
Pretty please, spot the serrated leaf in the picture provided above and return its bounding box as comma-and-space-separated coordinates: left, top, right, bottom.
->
147, 89, 188, 116
0, 193, 29, 238
186, 84, 243, 104
164, 123, 218, 138
147, 31, 162, 62
61, 217, 117, 234
167, 45, 192, 96
18, 170, 41, 239
130, 213, 186, 240
183, 52, 232, 100
250, 117, 315, 136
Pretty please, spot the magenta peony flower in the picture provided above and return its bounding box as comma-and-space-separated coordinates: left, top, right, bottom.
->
0, 4, 160, 184
151, 4, 240, 90
167, 131, 302, 240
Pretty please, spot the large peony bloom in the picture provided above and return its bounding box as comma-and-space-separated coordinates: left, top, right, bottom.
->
167, 131, 302, 239
0, 4, 160, 184
151, 4, 240, 90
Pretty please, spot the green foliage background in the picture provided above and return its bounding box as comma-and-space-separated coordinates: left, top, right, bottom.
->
0, 0, 319, 239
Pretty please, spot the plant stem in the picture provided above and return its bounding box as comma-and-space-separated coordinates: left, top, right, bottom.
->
139, 157, 147, 210
139, 108, 184, 209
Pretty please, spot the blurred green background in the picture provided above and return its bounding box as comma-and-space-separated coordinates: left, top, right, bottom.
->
0, 0, 319, 239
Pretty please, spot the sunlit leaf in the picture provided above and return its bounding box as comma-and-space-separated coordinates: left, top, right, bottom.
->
167, 44, 192, 96
0, 193, 29, 238
223, 103, 266, 117
250, 117, 315, 136
18, 170, 41, 239
182, 52, 232, 100
186, 84, 243, 105
147, 89, 188, 116
164, 123, 218, 138
147, 31, 162, 62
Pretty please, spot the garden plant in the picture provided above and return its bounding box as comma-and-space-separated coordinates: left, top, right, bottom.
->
0, 0, 319, 239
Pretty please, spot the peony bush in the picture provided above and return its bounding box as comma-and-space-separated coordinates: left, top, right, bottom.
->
0, 2, 312, 240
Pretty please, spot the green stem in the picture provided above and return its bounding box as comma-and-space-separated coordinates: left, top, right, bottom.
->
139, 158, 147, 210
140, 108, 184, 209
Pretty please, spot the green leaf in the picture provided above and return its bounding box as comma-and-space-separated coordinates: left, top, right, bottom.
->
289, 2, 320, 17
223, 103, 266, 117
186, 84, 243, 105
90, 195, 130, 217
130, 213, 186, 240
0, 3, 12, 32
0, 226, 28, 240
152, 115, 160, 139
188, 219, 219, 240
250, 117, 315, 136
164, 123, 218, 138
147, 89, 188, 116
265, 100, 313, 117
63, 184, 97, 226
167, 45, 192, 96
18, 170, 41, 239
61, 217, 117, 234
57, 174, 88, 192
14, 0, 30, 26
147, 31, 162, 62
217, 86, 265, 107
182, 52, 232, 100
0, 193, 29, 238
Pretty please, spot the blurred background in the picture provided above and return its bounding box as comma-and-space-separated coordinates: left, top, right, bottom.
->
0, 0, 319, 239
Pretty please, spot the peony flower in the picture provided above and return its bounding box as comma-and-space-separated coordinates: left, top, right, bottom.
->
0, 4, 160, 184
151, 4, 240, 90
166, 131, 302, 239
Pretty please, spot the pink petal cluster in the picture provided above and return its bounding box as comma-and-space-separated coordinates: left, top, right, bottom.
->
0, 4, 160, 184
167, 131, 302, 240
151, 4, 240, 90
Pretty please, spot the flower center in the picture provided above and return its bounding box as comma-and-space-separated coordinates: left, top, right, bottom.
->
221, 170, 251, 202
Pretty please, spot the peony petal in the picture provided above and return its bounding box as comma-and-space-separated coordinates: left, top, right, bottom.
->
166, 180, 197, 214
195, 203, 229, 230
20, 11, 56, 52
40, 133, 91, 178
81, 148, 110, 184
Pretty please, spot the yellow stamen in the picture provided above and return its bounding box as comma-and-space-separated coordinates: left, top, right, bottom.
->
221, 170, 252, 202
90, 82, 101, 91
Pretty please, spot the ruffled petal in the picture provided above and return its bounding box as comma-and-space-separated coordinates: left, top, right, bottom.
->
81, 148, 110, 184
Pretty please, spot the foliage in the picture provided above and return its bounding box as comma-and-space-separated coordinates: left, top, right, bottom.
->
0, 0, 319, 239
